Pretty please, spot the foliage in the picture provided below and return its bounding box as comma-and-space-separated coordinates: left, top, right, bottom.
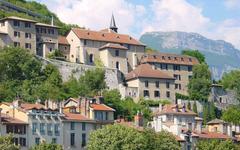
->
175, 93, 190, 100
87, 124, 180, 150
138, 99, 171, 107
188, 64, 211, 101
145, 47, 158, 54
221, 70, 240, 101
0, 134, 19, 150
94, 57, 105, 68
187, 101, 191, 110
193, 100, 198, 113
87, 124, 148, 150
0, 46, 63, 102
47, 50, 64, 59
30, 142, 63, 150
222, 105, 240, 125
203, 102, 217, 124
196, 139, 238, 150
182, 50, 206, 64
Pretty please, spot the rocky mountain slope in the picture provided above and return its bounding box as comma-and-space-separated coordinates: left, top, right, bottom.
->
140, 31, 240, 79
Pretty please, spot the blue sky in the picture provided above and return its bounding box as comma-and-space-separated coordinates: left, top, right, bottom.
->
36, 0, 240, 49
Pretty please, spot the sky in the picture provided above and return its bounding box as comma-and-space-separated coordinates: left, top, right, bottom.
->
36, 0, 240, 49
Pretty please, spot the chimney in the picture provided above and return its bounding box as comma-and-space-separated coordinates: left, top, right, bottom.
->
196, 119, 203, 133
134, 111, 144, 127
80, 98, 90, 117
44, 100, 49, 109
12, 99, 21, 108
35, 99, 41, 105
227, 124, 233, 137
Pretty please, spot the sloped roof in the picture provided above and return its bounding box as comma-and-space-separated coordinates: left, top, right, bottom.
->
99, 43, 128, 50
194, 131, 232, 139
71, 28, 145, 46
125, 64, 175, 81
1, 113, 28, 124
90, 104, 115, 111
207, 119, 226, 125
141, 53, 199, 66
0, 16, 37, 23
154, 104, 197, 116
58, 36, 70, 45
20, 103, 45, 110
63, 112, 95, 122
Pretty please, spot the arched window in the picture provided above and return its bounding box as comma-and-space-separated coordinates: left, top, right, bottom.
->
116, 61, 120, 70
89, 54, 94, 63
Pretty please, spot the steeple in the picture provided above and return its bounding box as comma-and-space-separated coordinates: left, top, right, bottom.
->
110, 14, 118, 33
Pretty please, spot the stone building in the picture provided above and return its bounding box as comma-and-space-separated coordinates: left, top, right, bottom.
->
58, 36, 70, 61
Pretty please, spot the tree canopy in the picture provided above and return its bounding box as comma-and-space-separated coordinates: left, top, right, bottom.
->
30, 142, 63, 150
182, 50, 206, 64
0, 135, 19, 150
87, 124, 181, 150
222, 105, 240, 125
196, 139, 239, 150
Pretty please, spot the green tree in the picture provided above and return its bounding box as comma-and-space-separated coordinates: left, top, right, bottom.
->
196, 139, 238, 150
222, 106, 240, 125
187, 101, 191, 110
182, 50, 206, 64
62, 75, 80, 98
30, 142, 63, 150
188, 64, 211, 101
0, 134, 19, 150
221, 70, 240, 101
193, 101, 198, 113
87, 124, 148, 150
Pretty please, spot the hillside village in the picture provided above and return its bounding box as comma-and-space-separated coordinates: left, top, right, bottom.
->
0, 1, 240, 150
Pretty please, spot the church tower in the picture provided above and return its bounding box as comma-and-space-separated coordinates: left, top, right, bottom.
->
109, 14, 118, 33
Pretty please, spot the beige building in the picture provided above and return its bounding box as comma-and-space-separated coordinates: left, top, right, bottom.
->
125, 63, 175, 101
140, 53, 199, 96
58, 36, 70, 61
66, 15, 145, 74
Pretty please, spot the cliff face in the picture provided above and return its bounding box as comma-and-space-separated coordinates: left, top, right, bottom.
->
140, 31, 240, 79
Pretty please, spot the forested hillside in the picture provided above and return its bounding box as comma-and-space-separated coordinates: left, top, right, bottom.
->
0, 0, 80, 35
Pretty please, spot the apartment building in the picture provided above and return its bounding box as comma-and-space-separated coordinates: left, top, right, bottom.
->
0, 16, 59, 58
140, 53, 199, 96
0, 98, 115, 150
125, 63, 175, 101
151, 104, 232, 150
66, 15, 145, 74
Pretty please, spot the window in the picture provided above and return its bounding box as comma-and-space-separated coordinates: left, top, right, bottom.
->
19, 137, 26, 146
47, 123, 52, 136
14, 31, 20, 37
188, 66, 192, 72
173, 65, 180, 71
143, 90, 149, 97
175, 84, 178, 89
70, 133, 75, 146
25, 22, 31, 28
188, 75, 192, 80
84, 39, 87, 45
48, 29, 51, 34
35, 138, 40, 145
115, 50, 119, 56
36, 27, 39, 33
116, 61, 120, 70
25, 43, 31, 49
154, 91, 160, 97
145, 81, 149, 88
40, 123, 45, 135
106, 112, 108, 120
166, 91, 170, 98
179, 84, 182, 90
155, 81, 160, 88
54, 124, 60, 136
25, 33, 31, 39
82, 122, 86, 131
32, 123, 37, 134
13, 138, 18, 145
166, 82, 170, 89
162, 64, 168, 70
13, 20, 20, 27
52, 138, 57, 144
95, 111, 104, 120
51, 29, 54, 34
70, 122, 75, 130
82, 133, 86, 147
89, 54, 94, 63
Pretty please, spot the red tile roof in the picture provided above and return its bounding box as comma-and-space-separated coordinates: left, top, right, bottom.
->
58, 36, 70, 45
99, 43, 128, 50
174, 135, 185, 142
20, 103, 45, 110
141, 53, 199, 66
63, 112, 95, 122
90, 104, 115, 111
194, 131, 232, 139
71, 28, 145, 46
154, 104, 197, 116
125, 63, 175, 81
1, 113, 28, 124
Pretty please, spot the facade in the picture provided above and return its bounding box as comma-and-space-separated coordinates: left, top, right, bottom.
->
0, 98, 115, 150
0, 16, 59, 57
58, 36, 70, 61
66, 15, 145, 74
140, 53, 199, 96
125, 63, 175, 101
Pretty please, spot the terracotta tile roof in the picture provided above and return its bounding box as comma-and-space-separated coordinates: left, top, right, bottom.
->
154, 104, 197, 116
90, 104, 115, 111
20, 103, 45, 110
207, 119, 226, 125
99, 43, 128, 50
58, 36, 70, 45
194, 131, 232, 139
0, 16, 37, 23
125, 63, 175, 81
115, 120, 144, 131
63, 112, 95, 122
71, 28, 145, 46
141, 53, 199, 66
174, 135, 185, 142
99, 28, 116, 33
1, 113, 28, 124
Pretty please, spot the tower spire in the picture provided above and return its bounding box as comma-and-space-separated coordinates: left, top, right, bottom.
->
110, 14, 118, 33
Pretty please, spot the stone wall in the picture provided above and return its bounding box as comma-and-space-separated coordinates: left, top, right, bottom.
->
38, 57, 121, 90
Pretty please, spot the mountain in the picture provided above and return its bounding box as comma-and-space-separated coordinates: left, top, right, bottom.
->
140, 31, 240, 79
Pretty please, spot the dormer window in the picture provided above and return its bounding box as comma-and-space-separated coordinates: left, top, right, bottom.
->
174, 57, 177, 60
181, 58, 184, 61
162, 56, 165, 60
168, 56, 171, 60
